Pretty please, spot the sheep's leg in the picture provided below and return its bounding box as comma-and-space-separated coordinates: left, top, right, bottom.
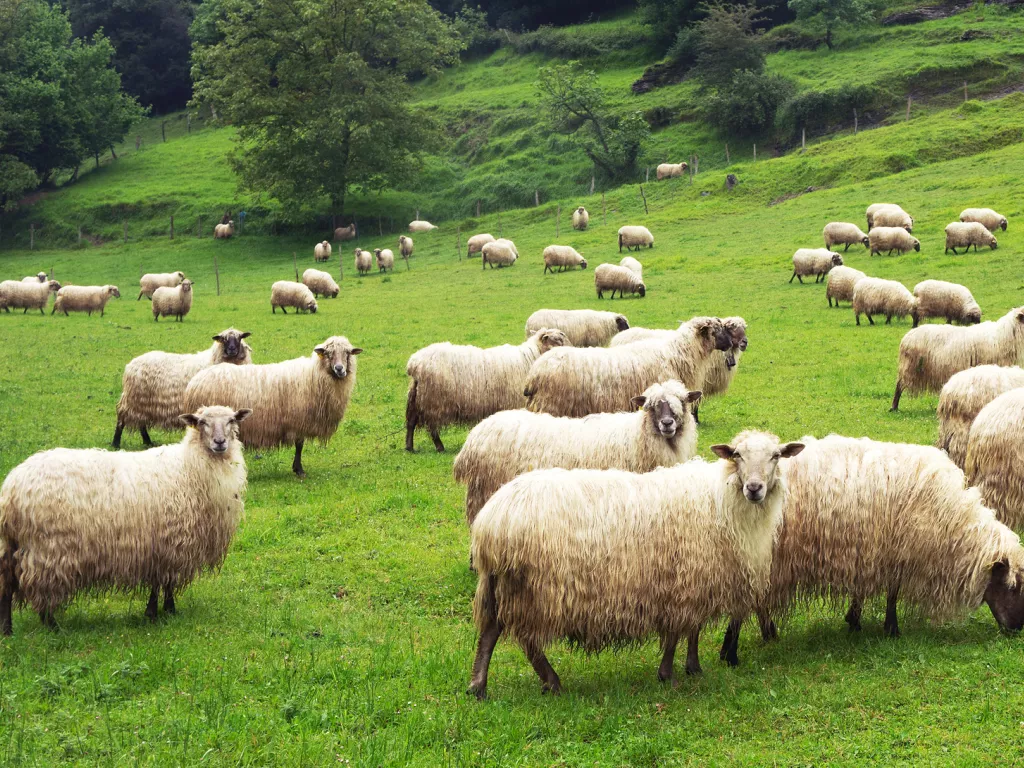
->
797, 275, 804, 284
292, 439, 306, 478
163, 583, 176, 614
844, 243, 850, 252
0, 547, 16, 636
137, 291, 144, 300
140, 426, 153, 447
468, 575, 503, 700
39, 609, 57, 630
692, 403, 700, 425
855, 313, 860, 326
145, 587, 159, 621
789, 271, 796, 284
112, 421, 125, 449
524, 643, 561, 695
844, 597, 862, 632
884, 589, 900, 638
429, 427, 445, 453
885, 315, 892, 325
658, 632, 680, 682
405, 384, 419, 452
684, 627, 702, 675
758, 608, 778, 641
867, 314, 874, 325
720, 618, 741, 666
890, 382, 903, 411
828, 295, 833, 307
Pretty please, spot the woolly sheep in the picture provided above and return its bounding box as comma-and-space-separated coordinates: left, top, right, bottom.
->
619, 256, 642, 277
937, 365, 1024, 468
354, 249, 373, 276
467, 430, 804, 697
571, 206, 589, 231
656, 162, 688, 180
21, 272, 47, 283
542, 245, 586, 273
214, 220, 234, 239
0, 280, 60, 314
374, 248, 395, 273
113, 328, 253, 449
524, 317, 733, 418
595, 263, 646, 298
184, 336, 360, 477
790, 249, 843, 284
334, 223, 357, 241
866, 203, 912, 230
944, 222, 997, 255
0, 405, 251, 634
302, 268, 340, 298
398, 235, 414, 260
453, 380, 702, 525
481, 239, 518, 268
966, 389, 1024, 530
314, 241, 332, 262
408, 220, 437, 233
467, 233, 495, 256
152, 279, 193, 322
618, 225, 654, 252
405, 329, 570, 453
825, 266, 867, 308
270, 281, 318, 314
871, 207, 913, 231
960, 208, 1007, 232
891, 307, 1024, 411
138, 271, 185, 300
52, 285, 120, 316
912, 279, 981, 327
852, 277, 917, 326
869, 226, 920, 256
823, 222, 869, 251
524, 309, 629, 348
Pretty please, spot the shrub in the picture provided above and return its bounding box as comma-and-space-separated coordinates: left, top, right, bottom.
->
777, 83, 887, 139
763, 23, 821, 51
704, 70, 795, 136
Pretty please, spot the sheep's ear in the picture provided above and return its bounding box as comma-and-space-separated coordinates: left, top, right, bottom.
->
314, 345, 327, 357
686, 390, 703, 404
710, 444, 736, 460
630, 395, 647, 410
180, 414, 200, 428
234, 408, 252, 423
779, 442, 805, 458
240, 331, 252, 339
350, 348, 363, 355
1017, 310, 1024, 324
212, 334, 223, 342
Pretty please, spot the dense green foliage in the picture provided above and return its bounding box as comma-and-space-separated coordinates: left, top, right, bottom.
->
788, 0, 881, 49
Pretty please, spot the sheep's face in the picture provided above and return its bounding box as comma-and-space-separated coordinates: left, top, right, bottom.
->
985, 560, 1024, 632
632, 381, 701, 440
175, 271, 185, 280
964, 307, 982, 324
108, 286, 121, 298
35, 272, 47, 282
861, 236, 870, 247
213, 329, 251, 360
181, 405, 251, 455
831, 254, 844, 267
579, 258, 588, 269
374, 249, 381, 256
1000, 219, 1007, 231
331, 289, 339, 298
47, 281, 61, 293
577, 207, 585, 214
637, 283, 646, 297
912, 239, 921, 252
615, 315, 630, 332
712, 432, 805, 503
534, 329, 571, 353
903, 225, 913, 233
180, 279, 193, 295
315, 336, 362, 379
724, 318, 749, 352
988, 236, 998, 250
306, 299, 318, 313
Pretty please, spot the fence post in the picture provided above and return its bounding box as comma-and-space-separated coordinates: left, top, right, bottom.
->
963, 80, 968, 102
170, 215, 174, 240
198, 216, 202, 238
801, 128, 806, 151
78, 225, 82, 244
601, 192, 606, 225
556, 205, 560, 239
498, 210, 503, 238
695, 155, 699, 175
415, 209, 420, 220
639, 185, 648, 215
293, 252, 298, 280
457, 227, 462, 261
906, 96, 912, 121
30, 223, 34, 250
378, 216, 383, 237
214, 254, 220, 296
161, 121, 167, 142
187, 113, 192, 134
123, 222, 127, 243
854, 109, 858, 135
590, 175, 595, 195
725, 144, 730, 164
645, 167, 650, 183
476, 199, 481, 217
753, 144, 757, 162
534, 190, 539, 207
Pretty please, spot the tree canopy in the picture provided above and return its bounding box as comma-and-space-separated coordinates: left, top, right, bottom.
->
788, 0, 879, 49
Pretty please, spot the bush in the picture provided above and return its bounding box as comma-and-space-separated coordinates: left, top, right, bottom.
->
777, 83, 886, 139
506, 21, 653, 58
704, 70, 795, 136
665, 26, 698, 68
762, 23, 821, 51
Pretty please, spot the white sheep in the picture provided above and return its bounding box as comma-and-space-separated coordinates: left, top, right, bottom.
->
871, 207, 913, 231
571, 206, 589, 231
152, 279, 193, 322
213, 220, 234, 239
595, 263, 646, 298
965, 389, 1024, 530
314, 241, 332, 262
618, 225, 654, 252
21, 272, 47, 283
825, 266, 867, 308
852, 277, 917, 326
619, 256, 642, 277
374, 248, 395, 273
302, 268, 340, 298
790, 248, 843, 283
656, 162, 688, 180
467, 234, 495, 256
944, 222, 997, 254
524, 309, 629, 347
408, 220, 438, 233
354, 249, 373, 276
937, 365, 1024, 468
542, 245, 586, 273
912, 280, 981, 326
270, 281, 318, 314
869, 227, 920, 256
866, 203, 912, 230
960, 208, 1007, 232
334, 223, 357, 241
138, 271, 185, 300
0, 280, 60, 314
481, 239, 518, 268
823, 222, 869, 251
52, 285, 120, 316
398, 235, 414, 260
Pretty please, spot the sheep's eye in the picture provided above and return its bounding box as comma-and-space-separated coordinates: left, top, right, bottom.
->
772, 452, 781, 460
198, 420, 207, 427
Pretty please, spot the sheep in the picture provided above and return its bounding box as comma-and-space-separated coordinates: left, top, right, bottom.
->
542, 245, 586, 273
891, 306, 1024, 411
138, 271, 185, 300
467, 233, 495, 256
823, 222, 870, 251
213, 220, 234, 239
866, 203, 912, 230
656, 162, 688, 180
52, 285, 120, 316
184, 336, 360, 477
869, 227, 920, 256
302, 268, 340, 298
852, 277, 917, 326
453, 380, 702, 526
0, 405, 251, 634
398, 235, 414, 260
467, 430, 805, 698
571, 206, 589, 231
718, 434, 1024, 662
619, 256, 642, 277
960, 208, 1007, 232
523, 317, 733, 418
354, 249, 373, 276
937, 365, 1024, 468
112, 328, 253, 449
374, 248, 395, 273
944, 222, 998, 255
481, 239, 518, 268
965, 389, 1024, 530
790, 249, 843, 284
0, 280, 60, 314
21, 272, 47, 283
618, 225, 654, 252
270, 281, 318, 314
152, 279, 193, 322
825, 266, 867, 308
408, 220, 437, 233
314, 241, 332, 263
524, 309, 628, 348
595, 263, 646, 298
334, 223, 357, 241
871, 207, 913, 231
912, 279, 981, 327
405, 329, 571, 453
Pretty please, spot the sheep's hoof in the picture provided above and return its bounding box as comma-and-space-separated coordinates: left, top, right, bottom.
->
293, 469, 306, 480
685, 662, 703, 676
541, 681, 562, 695
467, 683, 487, 701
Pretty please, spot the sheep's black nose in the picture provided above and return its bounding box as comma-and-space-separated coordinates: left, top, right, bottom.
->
333, 365, 346, 377
660, 418, 675, 428
745, 481, 764, 496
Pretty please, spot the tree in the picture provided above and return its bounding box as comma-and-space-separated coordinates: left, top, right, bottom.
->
537, 61, 650, 182
191, 0, 462, 218
691, 3, 766, 91
788, 0, 878, 50
704, 70, 794, 135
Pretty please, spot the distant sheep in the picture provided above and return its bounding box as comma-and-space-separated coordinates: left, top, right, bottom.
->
866, 203, 912, 230
334, 223, 357, 241
869, 227, 920, 256
823, 222, 869, 251
214, 221, 234, 239
354, 249, 373, 276
618, 225, 654, 252
595, 263, 645, 298
314, 241, 332, 262
960, 208, 1007, 232
374, 248, 395, 273
965, 389, 1024, 530
656, 162, 688, 180
542, 245, 586, 273
937, 365, 1024, 468
408, 220, 437, 233
944, 222, 997, 255
790, 249, 843, 284
270, 281, 317, 314
152, 279, 193, 322
852, 277, 917, 326
302, 268, 340, 298
825, 266, 867, 308
524, 309, 628, 347
138, 271, 185, 300
398, 235, 414, 260
467, 234, 495, 256
0, 280, 60, 314
52, 285, 120, 316
481, 239, 518, 268
619, 256, 642, 277
21, 272, 47, 283
572, 206, 589, 231
912, 280, 981, 326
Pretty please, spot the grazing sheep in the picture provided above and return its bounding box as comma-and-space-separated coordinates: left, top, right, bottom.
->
891, 306, 1024, 411
790, 249, 843, 284
960, 208, 1007, 232
112, 328, 253, 449
481, 239, 518, 268
524, 309, 628, 347
270, 281, 318, 314
0, 280, 60, 314
618, 225, 654, 252
467, 233, 495, 256
398, 235, 414, 260
944, 222, 998, 255
912, 280, 981, 327
619, 256, 642, 277
595, 263, 646, 298
138, 271, 185, 300
405, 329, 570, 453
825, 266, 867, 308
314, 241, 332, 263
354, 249, 373, 276
866, 203, 912, 230
467, 431, 804, 697
334, 223, 357, 241
408, 220, 437, 233
656, 162, 688, 180
542, 245, 587, 273
184, 336, 360, 478
852, 277, 917, 326
571, 206, 589, 231
937, 365, 1024, 468
52, 285, 120, 316
302, 268, 340, 298
871, 207, 913, 231
152, 279, 193, 322
374, 248, 395, 273
869, 227, 920, 256
823, 222, 870, 251
21, 272, 47, 283
965, 389, 1024, 530
524, 317, 733, 418
213, 220, 234, 239
0, 405, 251, 634
454, 380, 702, 525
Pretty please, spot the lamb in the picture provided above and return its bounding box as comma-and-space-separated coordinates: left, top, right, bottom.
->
21, 272, 47, 283
618, 225, 654, 252
825, 266, 867, 308
453, 380, 702, 525
595, 263, 646, 298
467, 234, 495, 256
960, 207, 1007, 232
213, 220, 234, 239
0, 405, 251, 634
869, 226, 920, 256
405, 329, 571, 453
184, 336, 360, 477
314, 241, 332, 262
302, 268, 340, 298
891, 306, 1024, 411
656, 162, 688, 180
524, 309, 629, 348
112, 328, 253, 449
619, 256, 642, 277
523, 317, 733, 418
354, 249, 373, 276
408, 220, 437, 233
936, 365, 1024, 468
912, 279, 981, 326
852, 277, 917, 326
138, 271, 185, 300
823, 222, 869, 251
374, 248, 395, 273
467, 431, 804, 698
571, 206, 589, 231
866, 203, 912, 230
152, 279, 193, 322
398, 235, 414, 260
52, 285, 120, 316
790, 248, 843, 283
0, 280, 60, 314
965, 389, 1024, 530
542, 245, 586, 273
481, 239, 518, 268
270, 281, 318, 314
334, 223, 357, 241
944, 222, 998, 255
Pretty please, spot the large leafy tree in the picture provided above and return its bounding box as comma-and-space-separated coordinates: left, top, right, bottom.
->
788, 0, 878, 49
191, 0, 462, 217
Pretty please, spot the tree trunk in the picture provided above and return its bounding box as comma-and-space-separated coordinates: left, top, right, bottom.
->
825, 27, 833, 50
95, 153, 100, 169
110, 145, 117, 160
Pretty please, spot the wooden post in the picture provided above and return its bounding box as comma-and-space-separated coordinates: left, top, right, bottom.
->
139, 262, 143, 280
601, 192, 606, 225
639, 185, 648, 215
556, 205, 560, 239
906, 96, 912, 121
170, 215, 174, 240
161, 121, 167, 142
695, 155, 699, 175
964, 80, 968, 102
187, 113, 192, 134
123, 222, 127, 243
78, 225, 82, 244
457, 227, 462, 261
30, 223, 34, 250
198, 216, 202, 238
854, 110, 858, 135
476, 199, 481, 217
645, 167, 650, 183
801, 128, 806, 151
590, 175, 595, 195
753, 144, 757, 162
214, 254, 220, 296
50, 266, 53, 279
339, 250, 344, 281
725, 144, 730, 164
498, 210, 503, 238
293, 252, 298, 280
534, 190, 539, 207
689, 157, 694, 185
135, 136, 141, 151
415, 209, 420, 220
378, 216, 383, 237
